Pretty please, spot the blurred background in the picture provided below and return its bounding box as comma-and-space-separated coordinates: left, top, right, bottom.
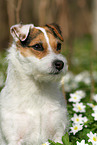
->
0, 0, 97, 95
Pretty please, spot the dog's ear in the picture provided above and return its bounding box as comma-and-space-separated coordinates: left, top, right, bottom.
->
45, 23, 64, 41
10, 24, 34, 42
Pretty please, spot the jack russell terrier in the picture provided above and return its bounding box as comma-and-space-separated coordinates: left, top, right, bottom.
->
0, 23, 68, 145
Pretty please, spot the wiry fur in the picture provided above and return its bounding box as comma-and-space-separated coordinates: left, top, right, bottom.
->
0, 24, 68, 145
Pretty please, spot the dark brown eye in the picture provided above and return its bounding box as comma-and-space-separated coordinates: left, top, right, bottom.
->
28, 43, 44, 51
57, 43, 61, 51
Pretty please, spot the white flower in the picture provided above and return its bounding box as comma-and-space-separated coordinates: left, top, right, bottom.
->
63, 72, 74, 83
93, 94, 97, 102
69, 90, 86, 103
62, 72, 79, 92
71, 114, 88, 125
92, 111, 97, 121
82, 116, 88, 123
85, 125, 88, 128
69, 94, 81, 103
70, 124, 83, 135
83, 77, 91, 85
73, 102, 86, 113
75, 90, 86, 99
74, 71, 91, 85
74, 73, 84, 83
87, 131, 97, 145
42, 142, 50, 145
70, 82, 79, 90
91, 105, 97, 121
93, 105, 97, 112
71, 114, 83, 124
76, 140, 88, 145
87, 103, 95, 108
65, 81, 78, 92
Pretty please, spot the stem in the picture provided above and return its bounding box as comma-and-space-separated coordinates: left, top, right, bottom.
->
90, 49, 94, 101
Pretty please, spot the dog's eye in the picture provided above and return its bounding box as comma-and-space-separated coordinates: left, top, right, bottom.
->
28, 43, 44, 51
57, 43, 61, 51
32, 43, 44, 51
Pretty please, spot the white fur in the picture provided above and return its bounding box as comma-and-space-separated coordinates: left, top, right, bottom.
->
0, 24, 68, 145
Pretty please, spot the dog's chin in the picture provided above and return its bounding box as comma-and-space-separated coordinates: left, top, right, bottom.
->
33, 70, 64, 82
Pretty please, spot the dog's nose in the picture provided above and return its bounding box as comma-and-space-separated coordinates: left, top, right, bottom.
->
53, 60, 64, 71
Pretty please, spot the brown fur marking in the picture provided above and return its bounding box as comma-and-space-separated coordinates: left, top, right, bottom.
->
43, 26, 62, 54
16, 26, 62, 58
45, 24, 64, 41
17, 28, 49, 59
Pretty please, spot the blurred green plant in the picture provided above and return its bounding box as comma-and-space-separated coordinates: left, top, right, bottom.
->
62, 35, 97, 73
0, 52, 7, 91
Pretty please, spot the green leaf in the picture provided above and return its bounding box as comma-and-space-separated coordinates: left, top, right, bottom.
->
48, 139, 62, 145
62, 132, 70, 145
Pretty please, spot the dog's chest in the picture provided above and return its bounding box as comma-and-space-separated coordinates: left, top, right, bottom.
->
18, 91, 63, 142
11, 100, 63, 143
1, 81, 65, 143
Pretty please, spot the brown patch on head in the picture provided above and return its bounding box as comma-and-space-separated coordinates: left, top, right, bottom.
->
45, 23, 64, 41
16, 24, 63, 58
16, 28, 49, 59
43, 26, 62, 54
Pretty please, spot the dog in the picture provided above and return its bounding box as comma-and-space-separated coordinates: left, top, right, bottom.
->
0, 23, 68, 145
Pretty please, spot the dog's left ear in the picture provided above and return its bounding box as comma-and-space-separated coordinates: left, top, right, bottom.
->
10, 24, 34, 42
45, 23, 64, 41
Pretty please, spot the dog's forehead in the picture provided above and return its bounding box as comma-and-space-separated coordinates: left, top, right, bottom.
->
34, 26, 60, 51
32, 26, 58, 45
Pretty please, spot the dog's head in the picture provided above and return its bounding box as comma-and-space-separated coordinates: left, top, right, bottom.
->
10, 23, 68, 82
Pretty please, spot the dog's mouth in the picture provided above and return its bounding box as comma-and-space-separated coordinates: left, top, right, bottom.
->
49, 71, 61, 75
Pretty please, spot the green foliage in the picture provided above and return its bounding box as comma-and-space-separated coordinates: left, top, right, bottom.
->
62, 132, 72, 145
48, 140, 62, 145
0, 52, 7, 91
62, 36, 97, 73
48, 133, 72, 145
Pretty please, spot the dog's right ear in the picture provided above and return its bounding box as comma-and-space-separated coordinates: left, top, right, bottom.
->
45, 23, 64, 41
10, 24, 34, 42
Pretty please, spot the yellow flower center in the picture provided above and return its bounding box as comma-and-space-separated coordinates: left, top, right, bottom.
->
78, 105, 82, 110
93, 137, 97, 142
76, 118, 79, 122
74, 126, 78, 130
92, 104, 95, 108
74, 96, 77, 100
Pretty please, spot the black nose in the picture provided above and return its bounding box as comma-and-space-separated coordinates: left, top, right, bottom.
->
53, 60, 64, 71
